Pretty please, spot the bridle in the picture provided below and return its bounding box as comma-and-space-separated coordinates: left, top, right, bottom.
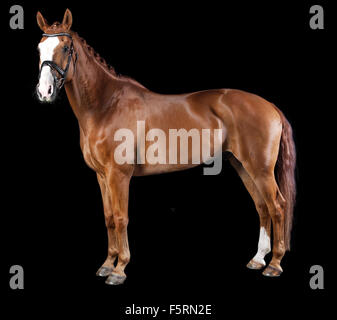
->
38, 32, 77, 90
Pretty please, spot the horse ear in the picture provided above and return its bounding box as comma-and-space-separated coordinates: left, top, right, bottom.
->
36, 11, 49, 32
62, 8, 73, 31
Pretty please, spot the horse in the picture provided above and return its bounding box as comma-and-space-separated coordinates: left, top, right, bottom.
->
36, 9, 296, 285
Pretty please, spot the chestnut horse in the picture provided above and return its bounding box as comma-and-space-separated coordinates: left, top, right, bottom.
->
36, 9, 296, 285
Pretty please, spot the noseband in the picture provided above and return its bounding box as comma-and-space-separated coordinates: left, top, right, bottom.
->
38, 32, 77, 90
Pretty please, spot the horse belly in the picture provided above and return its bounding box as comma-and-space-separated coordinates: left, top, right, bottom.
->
133, 111, 226, 176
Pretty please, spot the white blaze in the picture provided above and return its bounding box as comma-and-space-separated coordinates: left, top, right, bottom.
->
37, 37, 59, 100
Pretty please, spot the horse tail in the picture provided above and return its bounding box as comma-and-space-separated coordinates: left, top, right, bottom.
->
274, 106, 296, 251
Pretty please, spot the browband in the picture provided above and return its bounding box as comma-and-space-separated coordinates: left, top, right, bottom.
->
42, 32, 72, 38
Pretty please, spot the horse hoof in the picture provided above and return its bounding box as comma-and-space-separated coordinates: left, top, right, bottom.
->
96, 266, 114, 277
247, 260, 265, 270
262, 265, 282, 277
105, 273, 126, 285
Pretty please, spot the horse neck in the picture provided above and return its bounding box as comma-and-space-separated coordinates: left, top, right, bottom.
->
64, 35, 123, 133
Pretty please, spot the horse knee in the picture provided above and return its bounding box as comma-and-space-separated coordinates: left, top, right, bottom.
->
114, 215, 129, 231
105, 215, 115, 228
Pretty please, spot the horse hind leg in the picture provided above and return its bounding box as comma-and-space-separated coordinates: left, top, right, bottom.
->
229, 156, 271, 270
253, 174, 286, 277
237, 154, 286, 276
249, 216, 271, 269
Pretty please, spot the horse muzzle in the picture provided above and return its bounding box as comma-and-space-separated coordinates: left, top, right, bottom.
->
36, 74, 57, 103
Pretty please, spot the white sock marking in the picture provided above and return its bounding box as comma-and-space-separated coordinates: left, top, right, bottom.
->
252, 226, 271, 265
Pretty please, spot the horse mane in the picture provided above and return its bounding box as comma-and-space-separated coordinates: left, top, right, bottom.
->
71, 31, 146, 89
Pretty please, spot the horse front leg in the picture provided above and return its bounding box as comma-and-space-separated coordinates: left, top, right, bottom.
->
104, 168, 132, 285
96, 173, 119, 277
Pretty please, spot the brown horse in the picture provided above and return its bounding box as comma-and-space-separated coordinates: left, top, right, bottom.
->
36, 9, 296, 285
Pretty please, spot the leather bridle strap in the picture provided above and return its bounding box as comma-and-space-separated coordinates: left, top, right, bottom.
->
42, 32, 73, 38
39, 32, 77, 90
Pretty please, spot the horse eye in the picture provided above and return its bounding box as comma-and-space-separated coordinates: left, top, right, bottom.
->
63, 46, 69, 53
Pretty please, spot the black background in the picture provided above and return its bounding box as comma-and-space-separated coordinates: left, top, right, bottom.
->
2, 0, 334, 317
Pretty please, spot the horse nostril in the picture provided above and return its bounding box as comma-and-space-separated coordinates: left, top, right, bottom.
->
48, 85, 52, 95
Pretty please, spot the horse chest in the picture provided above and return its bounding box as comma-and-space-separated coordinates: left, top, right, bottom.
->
81, 139, 94, 168
81, 135, 102, 172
